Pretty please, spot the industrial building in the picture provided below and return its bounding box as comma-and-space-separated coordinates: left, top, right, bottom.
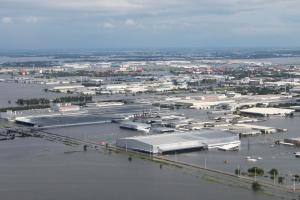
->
240, 107, 295, 117
15, 114, 111, 128
234, 124, 280, 134
116, 130, 240, 154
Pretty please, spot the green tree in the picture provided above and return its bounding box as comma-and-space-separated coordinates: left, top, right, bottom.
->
252, 181, 262, 191
235, 168, 241, 175
248, 167, 264, 176
278, 177, 284, 184
268, 169, 279, 176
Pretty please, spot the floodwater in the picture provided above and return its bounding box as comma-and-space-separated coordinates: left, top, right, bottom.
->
0, 82, 70, 107
0, 80, 300, 199
0, 138, 278, 200
0, 79, 153, 108
47, 119, 300, 187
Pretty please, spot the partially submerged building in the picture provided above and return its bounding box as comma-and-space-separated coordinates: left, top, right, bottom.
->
116, 130, 240, 154
284, 138, 300, 146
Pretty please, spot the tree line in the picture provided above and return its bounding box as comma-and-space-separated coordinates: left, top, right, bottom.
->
53, 96, 92, 103
15, 96, 93, 106
0, 105, 50, 112
16, 98, 50, 106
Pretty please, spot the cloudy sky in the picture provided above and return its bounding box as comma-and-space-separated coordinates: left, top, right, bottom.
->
1, 0, 300, 50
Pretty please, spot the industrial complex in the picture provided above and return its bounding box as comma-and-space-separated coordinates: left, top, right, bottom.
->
1, 51, 300, 197
116, 130, 240, 154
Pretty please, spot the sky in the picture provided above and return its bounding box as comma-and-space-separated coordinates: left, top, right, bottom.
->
0, 0, 300, 50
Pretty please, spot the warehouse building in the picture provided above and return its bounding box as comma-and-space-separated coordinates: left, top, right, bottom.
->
240, 107, 295, 117
116, 130, 240, 154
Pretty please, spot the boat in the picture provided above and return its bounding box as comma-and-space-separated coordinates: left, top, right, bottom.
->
247, 158, 258, 162
279, 141, 295, 146
245, 156, 257, 162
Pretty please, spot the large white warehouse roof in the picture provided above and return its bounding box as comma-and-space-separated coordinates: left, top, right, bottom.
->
240, 107, 294, 116
116, 130, 240, 154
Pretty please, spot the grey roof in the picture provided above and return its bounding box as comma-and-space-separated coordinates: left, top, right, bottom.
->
123, 129, 238, 146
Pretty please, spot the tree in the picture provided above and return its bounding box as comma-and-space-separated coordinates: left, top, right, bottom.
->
278, 177, 284, 184
252, 181, 262, 191
293, 174, 300, 182
128, 156, 132, 162
268, 168, 279, 176
235, 168, 241, 175
16, 99, 24, 106
256, 103, 265, 108
248, 167, 264, 176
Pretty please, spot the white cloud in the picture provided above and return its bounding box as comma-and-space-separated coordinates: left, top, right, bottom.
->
101, 19, 137, 29
1, 17, 12, 24
2, 0, 300, 17
24, 16, 39, 23
103, 22, 115, 28
10, 0, 145, 12
2, 0, 300, 48
124, 18, 136, 26
57, 0, 141, 10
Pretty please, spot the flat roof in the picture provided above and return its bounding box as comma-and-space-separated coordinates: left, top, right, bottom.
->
117, 129, 240, 153
16, 114, 111, 127
122, 129, 238, 146
240, 107, 294, 115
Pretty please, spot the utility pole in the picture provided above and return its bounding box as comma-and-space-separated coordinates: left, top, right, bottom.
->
247, 137, 250, 155
293, 175, 296, 192
254, 167, 257, 181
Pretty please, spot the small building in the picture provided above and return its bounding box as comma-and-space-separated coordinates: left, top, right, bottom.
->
52, 103, 81, 112
284, 138, 300, 146
120, 121, 151, 133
